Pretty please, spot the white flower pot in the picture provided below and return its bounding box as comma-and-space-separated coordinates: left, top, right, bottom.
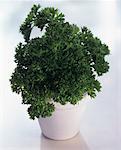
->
38, 98, 87, 140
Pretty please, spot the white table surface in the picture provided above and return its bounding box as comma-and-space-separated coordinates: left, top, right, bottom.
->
0, 0, 121, 150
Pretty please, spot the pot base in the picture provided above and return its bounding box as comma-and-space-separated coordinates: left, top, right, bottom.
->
42, 131, 80, 141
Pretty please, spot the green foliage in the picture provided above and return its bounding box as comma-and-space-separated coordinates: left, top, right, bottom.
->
10, 4, 110, 119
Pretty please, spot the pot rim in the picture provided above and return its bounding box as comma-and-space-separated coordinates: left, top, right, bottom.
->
50, 95, 88, 110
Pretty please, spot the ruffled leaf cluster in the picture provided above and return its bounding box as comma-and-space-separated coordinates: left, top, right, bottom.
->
10, 5, 110, 119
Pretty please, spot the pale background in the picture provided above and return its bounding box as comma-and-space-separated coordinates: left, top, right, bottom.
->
0, 0, 121, 150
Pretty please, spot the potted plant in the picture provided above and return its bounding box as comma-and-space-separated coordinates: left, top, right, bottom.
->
10, 4, 110, 140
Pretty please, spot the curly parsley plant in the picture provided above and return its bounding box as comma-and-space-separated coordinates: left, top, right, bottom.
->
10, 4, 110, 119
